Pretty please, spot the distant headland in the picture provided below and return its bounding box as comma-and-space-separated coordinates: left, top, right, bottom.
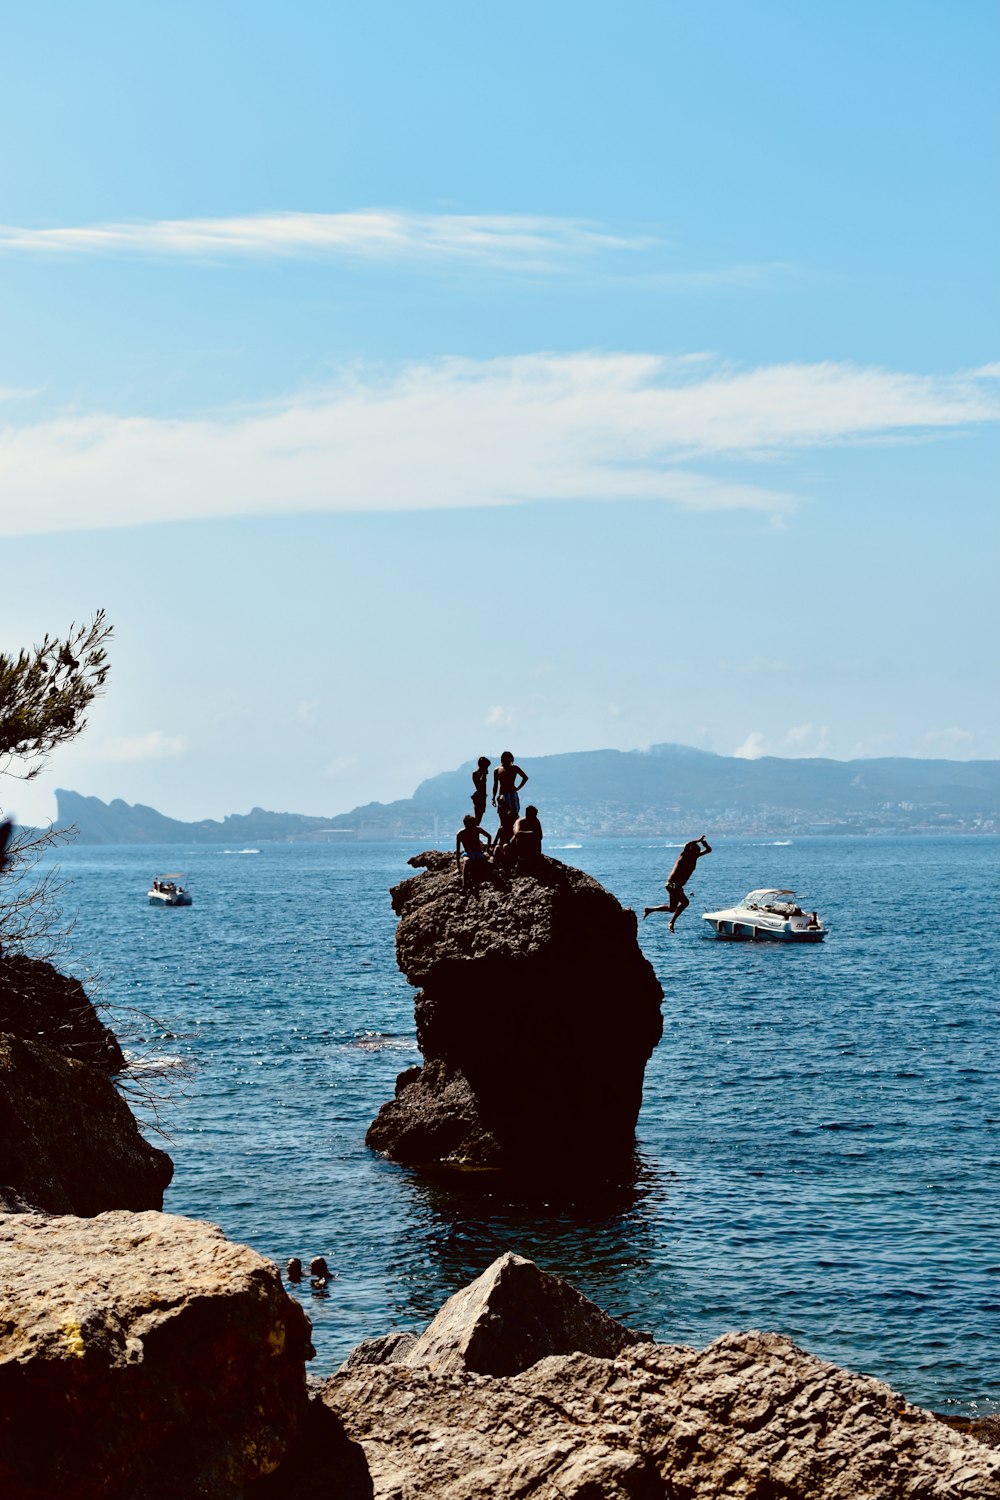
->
53, 744, 999, 844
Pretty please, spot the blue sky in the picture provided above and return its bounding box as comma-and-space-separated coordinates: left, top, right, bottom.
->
1, 1, 997, 825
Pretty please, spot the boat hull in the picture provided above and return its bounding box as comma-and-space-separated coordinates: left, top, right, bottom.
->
148, 891, 192, 907
703, 913, 824, 942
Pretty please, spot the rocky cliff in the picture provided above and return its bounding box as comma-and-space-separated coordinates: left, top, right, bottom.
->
0, 953, 124, 1072
366, 851, 663, 1175
0, 956, 171, 1214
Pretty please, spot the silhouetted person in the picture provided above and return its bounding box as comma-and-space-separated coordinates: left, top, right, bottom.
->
643, 836, 712, 931
510, 805, 543, 869
470, 756, 490, 824
285, 1257, 303, 1284
492, 751, 528, 841
455, 813, 493, 888
0, 820, 12, 875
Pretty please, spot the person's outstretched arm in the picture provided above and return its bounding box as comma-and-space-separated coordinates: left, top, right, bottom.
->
699, 836, 712, 856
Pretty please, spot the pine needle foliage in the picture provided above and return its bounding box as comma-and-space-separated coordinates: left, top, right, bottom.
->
0, 610, 112, 782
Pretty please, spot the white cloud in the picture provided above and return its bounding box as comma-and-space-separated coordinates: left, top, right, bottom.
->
736, 725, 832, 760
485, 706, 517, 730
924, 727, 975, 754
784, 723, 831, 756
733, 732, 767, 760
0, 209, 651, 270
324, 755, 356, 778
97, 730, 187, 763
295, 699, 321, 728
0, 353, 995, 537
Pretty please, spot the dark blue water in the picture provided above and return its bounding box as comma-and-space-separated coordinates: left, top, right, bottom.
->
49, 836, 999, 1415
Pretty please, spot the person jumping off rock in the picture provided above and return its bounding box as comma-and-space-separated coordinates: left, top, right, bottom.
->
643, 836, 712, 931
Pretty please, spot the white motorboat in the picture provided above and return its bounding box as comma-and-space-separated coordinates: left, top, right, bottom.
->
148, 874, 192, 907
702, 889, 825, 942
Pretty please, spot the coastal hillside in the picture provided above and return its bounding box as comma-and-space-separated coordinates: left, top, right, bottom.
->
53, 791, 341, 846
56, 745, 999, 842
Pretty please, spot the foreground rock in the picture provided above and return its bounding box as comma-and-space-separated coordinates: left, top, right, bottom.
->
343, 1252, 645, 1380
0, 1210, 313, 1499
367, 851, 663, 1174
323, 1330, 1000, 1499
0, 1033, 172, 1214
307, 1255, 1000, 1498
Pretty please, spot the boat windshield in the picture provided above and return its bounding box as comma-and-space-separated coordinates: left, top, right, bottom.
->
744, 889, 790, 909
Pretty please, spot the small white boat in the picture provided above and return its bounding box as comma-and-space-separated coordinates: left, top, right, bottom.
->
148, 873, 192, 907
702, 889, 825, 942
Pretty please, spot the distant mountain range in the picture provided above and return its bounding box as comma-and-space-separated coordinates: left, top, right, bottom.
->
53, 744, 999, 843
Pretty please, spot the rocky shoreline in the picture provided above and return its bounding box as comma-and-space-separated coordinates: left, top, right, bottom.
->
2, 869, 999, 1497
2, 1215, 998, 1499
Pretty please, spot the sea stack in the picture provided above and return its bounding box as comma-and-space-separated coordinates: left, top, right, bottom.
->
366, 851, 663, 1176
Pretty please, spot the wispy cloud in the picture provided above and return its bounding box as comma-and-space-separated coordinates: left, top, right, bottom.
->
784, 723, 831, 756
0, 353, 996, 537
924, 727, 975, 755
485, 706, 517, 730
0, 209, 653, 271
734, 724, 833, 759
98, 730, 187, 763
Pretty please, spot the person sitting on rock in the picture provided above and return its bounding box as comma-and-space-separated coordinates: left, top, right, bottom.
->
455, 814, 493, 888
470, 756, 491, 825
492, 751, 528, 843
643, 835, 712, 931
510, 805, 544, 870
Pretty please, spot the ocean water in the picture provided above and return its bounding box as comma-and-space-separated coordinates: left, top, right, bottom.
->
47, 835, 999, 1415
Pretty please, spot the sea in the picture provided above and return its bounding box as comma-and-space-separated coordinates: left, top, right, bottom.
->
45, 834, 998, 1416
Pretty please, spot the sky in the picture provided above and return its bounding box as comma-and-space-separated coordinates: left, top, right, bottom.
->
0, 0, 997, 826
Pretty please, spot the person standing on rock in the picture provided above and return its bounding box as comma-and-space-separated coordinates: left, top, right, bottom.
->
470, 757, 491, 825
456, 814, 493, 888
492, 751, 528, 845
643, 836, 712, 931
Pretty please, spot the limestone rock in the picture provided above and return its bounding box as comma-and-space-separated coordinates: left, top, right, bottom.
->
245, 1393, 379, 1500
322, 1330, 1000, 1499
0, 954, 125, 1072
0, 1210, 313, 1500
338, 1329, 418, 1371
403, 1251, 645, 1376
0, 1033, 173, 1214
367, 852, 663, 1173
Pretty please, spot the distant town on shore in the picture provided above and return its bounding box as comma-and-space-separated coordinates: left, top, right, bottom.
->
52, 744, 999, 845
